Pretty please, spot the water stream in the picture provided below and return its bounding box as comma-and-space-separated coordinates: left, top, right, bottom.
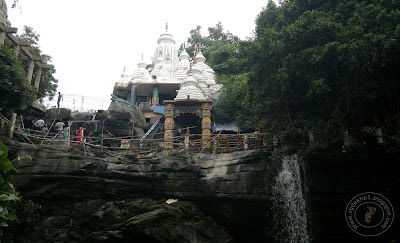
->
271, 155, 310, 242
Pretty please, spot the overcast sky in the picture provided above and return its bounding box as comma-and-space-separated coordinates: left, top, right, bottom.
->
5, 0, 273, 107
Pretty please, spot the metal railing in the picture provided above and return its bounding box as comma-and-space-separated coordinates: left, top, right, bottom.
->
41, 94, 112, 112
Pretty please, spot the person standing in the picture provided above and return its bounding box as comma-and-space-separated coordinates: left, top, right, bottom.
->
77, 126, 85, 142
57, 92, 63, 108
34, 118, 46, 134
63, 124, 70, 141
55, 119, 65, 138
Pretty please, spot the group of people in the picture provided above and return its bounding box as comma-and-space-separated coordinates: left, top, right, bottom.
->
33, 118, 69, 140
33, 118, 91, 143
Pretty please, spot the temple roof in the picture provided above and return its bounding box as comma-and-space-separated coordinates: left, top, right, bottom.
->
117, 25, 223, 100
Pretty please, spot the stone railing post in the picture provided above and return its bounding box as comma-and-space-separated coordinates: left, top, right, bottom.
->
184, 135, 189, 150
244, 134, 249, 150
8, 113, 17, 139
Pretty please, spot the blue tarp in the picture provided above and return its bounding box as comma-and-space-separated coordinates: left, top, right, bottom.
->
152, 105, 165, 115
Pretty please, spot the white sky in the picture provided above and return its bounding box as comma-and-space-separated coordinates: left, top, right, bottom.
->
5, 0, 272, 105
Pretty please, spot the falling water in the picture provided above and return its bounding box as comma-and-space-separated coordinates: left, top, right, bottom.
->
271, 155, 309, 242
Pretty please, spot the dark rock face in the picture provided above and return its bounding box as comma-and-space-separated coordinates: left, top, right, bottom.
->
2, 136, 269, 241
28, 199, 232, 242
107, 100, 146, 128
70, 111, 95, 121
5, 138, 269, 200
46, 108, 71, 120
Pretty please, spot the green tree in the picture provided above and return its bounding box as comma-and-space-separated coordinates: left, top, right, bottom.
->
206, 0, 400, 149
0, 140, 19, 231
0, 45, 36, 111
252, 0, 399, 145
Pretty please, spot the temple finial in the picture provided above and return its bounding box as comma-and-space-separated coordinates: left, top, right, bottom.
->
159, 49, 162, 56
166, 23, 168, 32
184, 41, 185, 49
141, 53, 143, 61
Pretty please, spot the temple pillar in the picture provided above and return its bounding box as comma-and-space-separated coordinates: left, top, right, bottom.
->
164, 104, 174, 149
201, 103, 212, 148
33, 67, 42, 90
130, 84, 136, 105
13, 44, 20, 56
152, 85, 159, 106
27, 60, 34, 82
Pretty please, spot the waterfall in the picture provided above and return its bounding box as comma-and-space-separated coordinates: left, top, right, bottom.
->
271, 155, 309, 242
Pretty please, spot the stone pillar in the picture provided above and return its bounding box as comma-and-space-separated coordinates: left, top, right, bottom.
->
8, 113, 17, 139
13, 44, 20, 56
0, 31, 5, 44
130, 84, 136, 105
164, 104, 174, 149
152, 85, 159, 106
33, 67, 42, 90
201, 103, 212, 148
27, 60, 35, 82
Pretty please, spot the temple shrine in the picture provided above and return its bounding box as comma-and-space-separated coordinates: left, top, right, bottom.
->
113, 24, 222, 148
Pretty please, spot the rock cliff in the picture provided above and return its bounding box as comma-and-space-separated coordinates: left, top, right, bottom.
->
1, 135, 270, 241
3, 136, 269, 200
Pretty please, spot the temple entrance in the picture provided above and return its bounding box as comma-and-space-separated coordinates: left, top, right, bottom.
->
175, 113, 202, 134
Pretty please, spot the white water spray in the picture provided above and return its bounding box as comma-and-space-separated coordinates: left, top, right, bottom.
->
272, 155, 309, 242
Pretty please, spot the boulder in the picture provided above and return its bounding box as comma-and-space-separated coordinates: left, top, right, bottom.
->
70, 111, 95, 121
107, 100, 146, 128
46, 108, 71, 120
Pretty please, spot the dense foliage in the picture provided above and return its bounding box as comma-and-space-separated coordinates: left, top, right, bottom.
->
0, 45, 36, 111
188, 0, 400, 149
0, 140, 19, 231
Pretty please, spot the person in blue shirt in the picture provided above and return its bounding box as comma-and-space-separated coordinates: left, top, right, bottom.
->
57, 92, 63, 108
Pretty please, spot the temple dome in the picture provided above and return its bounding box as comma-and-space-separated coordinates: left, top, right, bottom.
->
175, 74, 205, 100
157, 24, 175, 44
196, 51, 206, 63
179, 49, 190, 60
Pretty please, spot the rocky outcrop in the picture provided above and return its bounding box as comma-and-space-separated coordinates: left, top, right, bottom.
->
46, 108, 71, 120
2, 136, 269, 200
15, 199, 231, 242
1, 136, 268, 241
106, 100, 146, 128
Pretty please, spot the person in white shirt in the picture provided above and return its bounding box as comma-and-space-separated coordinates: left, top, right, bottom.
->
55, 119, 65, 138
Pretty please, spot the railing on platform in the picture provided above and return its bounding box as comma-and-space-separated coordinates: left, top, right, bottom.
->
2, 121, 274, 154
41, 94, 112, 112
